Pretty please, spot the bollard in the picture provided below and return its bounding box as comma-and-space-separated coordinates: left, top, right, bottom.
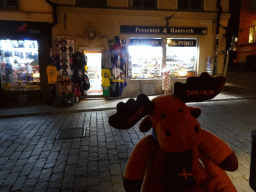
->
250, 130, 256, 191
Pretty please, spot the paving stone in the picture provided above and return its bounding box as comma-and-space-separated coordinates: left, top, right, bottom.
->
44, 159, 56, 169
99, 172, 111, 183
61, 176, 75, 191
19, 163, 34, 176
57, 154, 68, 162
99, 162, 110, 173
14, 159, 27, 167
28, 168, 42, 179
67, 155, 78, 165
0, 186, 11, 192
48, 173, 63, 189
110, 164, 121, 176
9, 151, 22, 160
0, 179, 5, 187
11, 165, 23, 173
99, 154, 109, 162
24, 145, 36, 152
38, 168, 53, 183
76, 167, 87, 178
74, 177, 87, 192
98, 147, 107, 154
0, 157, 9, 165
15, 145, 27, 152
2, 159, 17, 171
88, 153, 98, 161
86, 174, 99, 186
87, 161, 98, 173
87, 185, 100, 192
64, 164, 76, 177
59, 148, 70, 155
109, 156, 119, 165
26, 156, 39, 164
34, 159, 46, 168
46, 189, 60, 192
47, 152, 59, 160
112, 184, 125, 192
111, 175, 123, 186
11, 176, 26, 191
22, 178, 37, 191
31, 147, 43, 156
39, 152, 50, 160
79, 152, 88, 160
100, 182, 113, 192
2, 172, 19, 187
77, 159, 88, 168
19, 151, 32, 159
51, 146, 61, 152
34, 182, 48, 192
53, 160, 66, 173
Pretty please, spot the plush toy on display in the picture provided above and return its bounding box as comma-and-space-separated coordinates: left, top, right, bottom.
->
109, 72, 238, 192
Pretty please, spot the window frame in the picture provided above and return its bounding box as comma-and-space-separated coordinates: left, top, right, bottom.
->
177, 0, 204, 11
129, 0, 157, 9
249, 26, 256, 44
0, 0, 19, 10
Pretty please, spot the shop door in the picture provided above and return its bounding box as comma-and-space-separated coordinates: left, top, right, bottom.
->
84, 52, 103, 96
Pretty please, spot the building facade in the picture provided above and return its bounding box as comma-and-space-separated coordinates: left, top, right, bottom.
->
236, 0, 256, 72
0, 0, 230, 103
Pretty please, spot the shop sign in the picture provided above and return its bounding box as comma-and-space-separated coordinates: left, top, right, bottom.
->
167, 39, 197, 47
129, 39, 161, 46
120, 26, 207, 35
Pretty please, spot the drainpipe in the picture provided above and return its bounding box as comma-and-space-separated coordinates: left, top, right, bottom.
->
45, 0, 59, 28
213, 0, 222, 76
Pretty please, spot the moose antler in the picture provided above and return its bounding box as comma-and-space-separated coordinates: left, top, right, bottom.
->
108, 94, 154, 129
173, 72, 226, 103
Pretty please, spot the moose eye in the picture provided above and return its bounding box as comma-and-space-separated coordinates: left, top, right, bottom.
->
160, 114, 167, 119
194, 125, 200, 132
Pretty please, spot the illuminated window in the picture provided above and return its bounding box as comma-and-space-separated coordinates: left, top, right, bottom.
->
0, 0, 18, 10
128, 39, 162, 79
0, 40, 40, 91
249, 26, 256, 43
166, 38, 198, 78
130, 0, 157, 9
178, 0, 203, 11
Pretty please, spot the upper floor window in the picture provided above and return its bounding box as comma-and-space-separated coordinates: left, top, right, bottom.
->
249, 26, 256, 43
130, 0, 157, 9
0, 0, 18, 10
178, 0, 203, 11
76, 0, 107, 8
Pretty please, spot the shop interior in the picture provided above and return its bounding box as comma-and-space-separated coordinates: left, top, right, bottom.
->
84, 52, 103, 96
0, 39, 40, 91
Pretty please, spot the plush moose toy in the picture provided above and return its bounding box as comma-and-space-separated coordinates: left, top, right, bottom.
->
109, 72, 238, 192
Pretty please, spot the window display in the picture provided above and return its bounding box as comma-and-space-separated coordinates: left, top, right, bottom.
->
166, 38, 197, 77
128, 39, 162, 79
0, 39, 40, 91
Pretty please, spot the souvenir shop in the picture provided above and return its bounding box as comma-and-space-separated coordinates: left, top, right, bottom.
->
0, 20, 52, 107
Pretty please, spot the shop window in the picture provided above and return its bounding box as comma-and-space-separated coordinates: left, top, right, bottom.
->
178, 0, 203, 11
249, 26, 256, 43
76, 0, 107, 8
0, 0, 18, 10
0, 40, 40, 91
128, 39, 162, 79
130, 0, 157, 9
165, 38, 197, 78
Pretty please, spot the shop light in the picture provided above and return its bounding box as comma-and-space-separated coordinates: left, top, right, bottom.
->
33, 73, 40, 78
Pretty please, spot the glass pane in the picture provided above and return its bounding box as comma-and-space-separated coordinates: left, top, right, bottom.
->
166, 39, 197, 78
143, 0, 156, 8
249, 27, 254, 43
0, 39, 40, 91
178, 0, 189, 10
128, 45, 162, 79
7, 0, 17, 8
133, 0, 142, 7
191, 0, 202, 10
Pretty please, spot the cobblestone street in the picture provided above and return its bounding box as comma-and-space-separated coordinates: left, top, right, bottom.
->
0, 98, 255, 191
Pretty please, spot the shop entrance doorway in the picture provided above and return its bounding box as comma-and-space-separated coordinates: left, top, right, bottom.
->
84, 51, 103, 96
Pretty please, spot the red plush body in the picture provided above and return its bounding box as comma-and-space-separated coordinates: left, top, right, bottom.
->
109, 73, 239, 192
